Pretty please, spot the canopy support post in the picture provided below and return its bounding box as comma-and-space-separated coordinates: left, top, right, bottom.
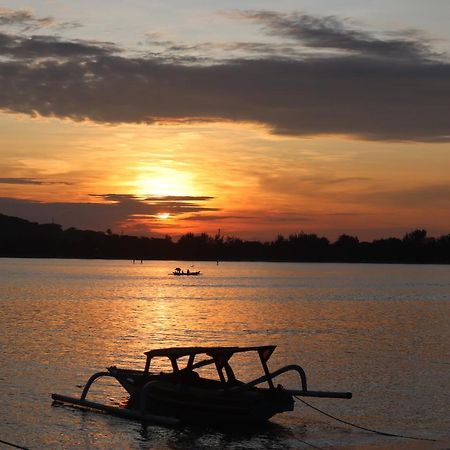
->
258, 350, 275, 389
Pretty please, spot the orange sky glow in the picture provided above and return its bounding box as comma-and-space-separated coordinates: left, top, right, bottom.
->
2, 112, 449, 241
0, 3, 449, 241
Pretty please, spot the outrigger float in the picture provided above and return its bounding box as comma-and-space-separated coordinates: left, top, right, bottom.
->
52, 345, 351, 426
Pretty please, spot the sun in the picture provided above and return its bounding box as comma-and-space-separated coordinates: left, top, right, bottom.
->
135, 168, 197, 197
157, 212, 170, 220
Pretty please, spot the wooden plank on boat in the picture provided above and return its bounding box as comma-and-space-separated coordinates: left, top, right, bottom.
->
51, 394, 180, 426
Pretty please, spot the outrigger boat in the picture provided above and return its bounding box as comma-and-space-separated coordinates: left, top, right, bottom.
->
172, 267, 201, 276
52, 345, 351, 425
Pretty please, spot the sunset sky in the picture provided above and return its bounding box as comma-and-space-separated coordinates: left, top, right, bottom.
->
1, 1, 449, 241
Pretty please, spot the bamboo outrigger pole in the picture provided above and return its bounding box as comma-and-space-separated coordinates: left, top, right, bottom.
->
51, 393, 180, 426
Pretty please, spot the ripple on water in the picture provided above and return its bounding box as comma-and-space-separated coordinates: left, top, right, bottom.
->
0, 259, 449, 449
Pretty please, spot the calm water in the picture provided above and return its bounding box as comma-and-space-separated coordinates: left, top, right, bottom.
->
0, 258, 449, 449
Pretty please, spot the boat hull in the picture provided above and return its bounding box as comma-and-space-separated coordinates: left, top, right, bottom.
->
172, 272, 201, 276
109, 367, 294, 424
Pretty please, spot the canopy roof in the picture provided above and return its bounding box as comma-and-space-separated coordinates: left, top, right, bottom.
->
144, 345, 276, 361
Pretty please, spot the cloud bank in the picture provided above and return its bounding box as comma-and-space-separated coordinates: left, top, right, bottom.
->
0, 7, 53, 29
236, 10, 435, 60
0, 195, 218, 233
0, 9, 449, 141
0, 177, 71, 185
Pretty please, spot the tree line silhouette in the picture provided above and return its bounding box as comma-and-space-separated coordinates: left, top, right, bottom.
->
1, 213, 449, 263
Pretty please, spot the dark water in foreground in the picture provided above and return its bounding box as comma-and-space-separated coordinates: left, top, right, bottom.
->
0, 259, 449, 449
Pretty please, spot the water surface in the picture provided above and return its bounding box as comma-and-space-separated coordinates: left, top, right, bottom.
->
0, 259, 449, 449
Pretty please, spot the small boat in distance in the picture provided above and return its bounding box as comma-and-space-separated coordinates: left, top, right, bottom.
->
52, 345, 351, 425
172, 267, 201, 276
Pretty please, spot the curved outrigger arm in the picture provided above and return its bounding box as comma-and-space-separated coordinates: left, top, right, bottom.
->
52, 371, 179, 426
240, 364, 308, 391
81, 371, 115, 399
232, 364, 352, 399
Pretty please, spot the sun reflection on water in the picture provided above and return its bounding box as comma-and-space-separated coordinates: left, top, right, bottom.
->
0, 259, 449, 448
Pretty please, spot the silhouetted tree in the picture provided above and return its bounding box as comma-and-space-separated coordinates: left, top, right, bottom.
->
403, 229, 428, 262
403, 229, 427, 243
1, 213, 449, 263
332, 234, 360, 261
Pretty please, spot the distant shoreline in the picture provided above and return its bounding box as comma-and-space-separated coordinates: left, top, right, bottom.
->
1, 213, 449, 264
1, 256, 449, 266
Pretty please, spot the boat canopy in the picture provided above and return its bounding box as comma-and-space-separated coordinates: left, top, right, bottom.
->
143, 345, 277, 375
144, 345, 276, 361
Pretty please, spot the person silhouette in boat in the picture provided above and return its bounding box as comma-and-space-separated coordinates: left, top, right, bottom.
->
187, 269, 190, 275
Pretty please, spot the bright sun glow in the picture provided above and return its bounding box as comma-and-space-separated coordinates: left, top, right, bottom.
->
135, 168, 197, 197
157, 212, 170, 220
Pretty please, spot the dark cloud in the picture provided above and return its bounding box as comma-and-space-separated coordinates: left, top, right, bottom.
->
89, 193, 141, 202
0, 32, 118, 59
237, 10, 435, 60
0, 177, 46, 185
143, 34, 307, 60
0, 177, 71, 185
222, 41, 304, 58
180, 213, 254, 221
145, 195, 214, 202
90, 194, 216, 208
0, 8, 53, 29
54, 21, 82, 31
0, 10, 449, 141
0, 194, 218, 232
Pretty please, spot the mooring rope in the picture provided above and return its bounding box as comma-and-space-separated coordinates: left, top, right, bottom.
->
0, 438, 30, 450
294, 396, 437, 442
